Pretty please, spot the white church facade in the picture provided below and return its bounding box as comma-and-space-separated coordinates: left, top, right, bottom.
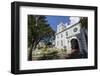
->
55, 17, 87, 55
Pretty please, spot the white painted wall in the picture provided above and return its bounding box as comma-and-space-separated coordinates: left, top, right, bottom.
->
0, 0, 100, 76
55, 22, 81, 52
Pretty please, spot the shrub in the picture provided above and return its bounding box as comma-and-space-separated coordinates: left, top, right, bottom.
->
38, 48, 59, 60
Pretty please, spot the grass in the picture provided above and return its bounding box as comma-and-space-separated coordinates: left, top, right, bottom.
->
32, 47, 67, 60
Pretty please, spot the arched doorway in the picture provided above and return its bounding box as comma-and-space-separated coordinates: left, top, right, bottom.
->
69, 38, 80, 58
71, 38, 79, 50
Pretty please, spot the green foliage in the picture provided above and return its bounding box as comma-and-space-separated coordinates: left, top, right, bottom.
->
32, 48, 60, 60
28, 15, 55, 60
28, 15, 55, 49
80, 17, 88, 29
39, 49, 59, 60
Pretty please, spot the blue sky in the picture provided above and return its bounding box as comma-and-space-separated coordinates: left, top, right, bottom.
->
45, 16, 70, 31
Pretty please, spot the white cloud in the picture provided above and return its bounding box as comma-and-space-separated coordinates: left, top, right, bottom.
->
65, 22, 68, 26
69, 17, 80, 25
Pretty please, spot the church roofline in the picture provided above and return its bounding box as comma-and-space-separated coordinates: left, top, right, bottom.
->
55, 22, 81, 35
57, 22, 65, 26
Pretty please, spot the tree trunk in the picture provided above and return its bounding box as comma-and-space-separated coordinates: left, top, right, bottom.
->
33, 39, 41, 50
28, 44, 34, 61
28, 38, 41, 61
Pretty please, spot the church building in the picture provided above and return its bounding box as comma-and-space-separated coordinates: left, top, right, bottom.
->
55, 17, 87, 55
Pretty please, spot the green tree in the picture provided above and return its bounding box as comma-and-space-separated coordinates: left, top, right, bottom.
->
80, 17, 88, 43
28, 15, 55, 60
80, 17, 88, 57
80, 17, 88, 29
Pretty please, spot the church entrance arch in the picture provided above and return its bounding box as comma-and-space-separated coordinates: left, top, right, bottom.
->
70, 38, 79, 50
69, 38, 80, 58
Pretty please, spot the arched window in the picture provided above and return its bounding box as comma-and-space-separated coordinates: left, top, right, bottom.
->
61, 34, 63, 38
57, 41, 59, 46
61, 40, 63, 46
66, 32, 68, 36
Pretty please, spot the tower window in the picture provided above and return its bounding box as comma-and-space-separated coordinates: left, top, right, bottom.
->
61, 34, 63, 38
57, 35, 59, 38
66, 32, 68, 36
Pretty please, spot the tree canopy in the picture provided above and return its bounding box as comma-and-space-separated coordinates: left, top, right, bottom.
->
80, 17, 88, 29
28, 15, 55, 60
